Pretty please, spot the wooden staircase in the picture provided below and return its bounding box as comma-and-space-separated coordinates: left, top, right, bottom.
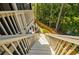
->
0, 10, 79, 55
0, 33, 79, 55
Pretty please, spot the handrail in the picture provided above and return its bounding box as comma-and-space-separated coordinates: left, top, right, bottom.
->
0, 10, 33, 14
46, 33, 79, 45
46, 33, 79, 55
0, 34, 38, 55
0, 34, 35, 46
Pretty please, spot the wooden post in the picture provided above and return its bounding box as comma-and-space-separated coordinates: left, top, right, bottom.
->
56, 41, 66, 54
55, 40, 62, 54
7, 15, 16, 34
11, 3, 18, 10
60, 43, 71, 55
16, 41, 25, 55
14, 13, 24, 34
11, 42, 21, 55
2, 45, 13, 55
66, 44, 78, 55
54, 40, 59, 50
2, 16, 13, 35
20, 40, 26, 54
10, 14, 20, 33
0, 22, 8, 35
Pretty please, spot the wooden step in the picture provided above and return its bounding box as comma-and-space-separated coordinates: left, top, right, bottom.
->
27, 34, 55, 55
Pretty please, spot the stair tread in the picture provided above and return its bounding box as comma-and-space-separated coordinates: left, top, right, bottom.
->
28, 34, 55, 55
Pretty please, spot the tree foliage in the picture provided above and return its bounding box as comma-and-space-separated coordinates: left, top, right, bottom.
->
32, 3, 79, 36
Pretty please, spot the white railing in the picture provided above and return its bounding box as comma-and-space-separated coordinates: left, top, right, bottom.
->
0, 10, 36, 55
0, 10, 34, 35
0, 34, 38, 55
46, 33, 79, 55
